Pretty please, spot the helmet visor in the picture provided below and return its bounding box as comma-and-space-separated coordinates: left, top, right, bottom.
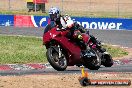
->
49, 13, 57, 21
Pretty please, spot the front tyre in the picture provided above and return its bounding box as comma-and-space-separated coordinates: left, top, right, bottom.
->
46, 47, 67, 71
101, 53, 113, 67
84, 49, 101, 70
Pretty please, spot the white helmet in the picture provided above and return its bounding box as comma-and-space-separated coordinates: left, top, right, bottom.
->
49, 7, 60, 21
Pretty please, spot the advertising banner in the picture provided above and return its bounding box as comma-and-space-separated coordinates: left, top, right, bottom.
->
0, 15, 132, 30
14, 15, 49, 27
72, 17, 132, 30
27, 16, 132, 30
30, 16, 49, 27
0, 15, 14, 26
14, 15, 34, 27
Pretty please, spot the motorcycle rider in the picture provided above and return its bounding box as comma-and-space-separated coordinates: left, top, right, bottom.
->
46, 7, 86, 48
46, 7, 105, 52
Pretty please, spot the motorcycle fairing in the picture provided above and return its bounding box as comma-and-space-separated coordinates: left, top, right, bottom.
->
43, 27, 82, 65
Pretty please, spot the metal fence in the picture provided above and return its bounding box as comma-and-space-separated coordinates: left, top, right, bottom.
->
0, 0, 132, 18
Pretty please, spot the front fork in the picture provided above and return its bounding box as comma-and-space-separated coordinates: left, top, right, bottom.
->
58, 45, 62, 58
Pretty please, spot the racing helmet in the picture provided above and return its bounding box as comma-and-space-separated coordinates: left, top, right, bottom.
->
49, 7, 60, 21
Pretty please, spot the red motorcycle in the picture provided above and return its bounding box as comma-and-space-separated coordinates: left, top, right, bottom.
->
43, 25, 113, 71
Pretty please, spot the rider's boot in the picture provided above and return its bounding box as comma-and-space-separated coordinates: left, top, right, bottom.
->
96, 40, 106, 53
90, 35, 106, 53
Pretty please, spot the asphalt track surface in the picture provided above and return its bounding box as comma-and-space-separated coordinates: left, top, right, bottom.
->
0, 27, 132, 47
0, 27, 132, 76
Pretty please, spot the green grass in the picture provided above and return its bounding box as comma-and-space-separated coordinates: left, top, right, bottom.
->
0, 35, 46, 64
67, 11, 132, 18
0, 10, 132, 18
0, 35, 128, 64
0, 10, 48, 16
102, 45, 128, 57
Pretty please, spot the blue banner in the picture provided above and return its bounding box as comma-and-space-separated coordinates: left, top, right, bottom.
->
31, 16, 49, 27
36, 16, 132, 30
0, 15, 14, 26
0, 15, 132, 30
72, 17, 132, 30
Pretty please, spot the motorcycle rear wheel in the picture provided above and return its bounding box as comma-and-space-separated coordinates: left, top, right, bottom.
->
46, 47, 67, 71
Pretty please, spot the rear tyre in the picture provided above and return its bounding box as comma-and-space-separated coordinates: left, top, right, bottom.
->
46, 47, 67, 71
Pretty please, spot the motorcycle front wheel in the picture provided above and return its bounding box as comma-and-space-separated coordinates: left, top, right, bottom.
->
46, 47, 67, 71
101, 53, 113, 67
84, 49, 101, 70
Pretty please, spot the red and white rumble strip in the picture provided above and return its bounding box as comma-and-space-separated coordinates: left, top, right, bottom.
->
0, 58, 132, 71
0, 63, 51, 71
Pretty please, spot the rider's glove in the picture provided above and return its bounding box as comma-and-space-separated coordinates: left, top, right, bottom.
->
78, 34, 83, 40
66, 19, 74, 28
